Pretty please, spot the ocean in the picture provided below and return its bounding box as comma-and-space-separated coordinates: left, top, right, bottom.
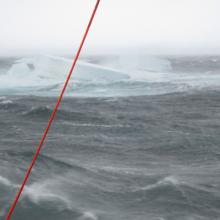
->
0, 55, 220, 220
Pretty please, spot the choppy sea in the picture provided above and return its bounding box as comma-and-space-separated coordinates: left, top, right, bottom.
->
0, 55, 220, 220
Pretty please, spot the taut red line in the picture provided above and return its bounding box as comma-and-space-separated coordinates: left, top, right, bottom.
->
5, 0, 101, 219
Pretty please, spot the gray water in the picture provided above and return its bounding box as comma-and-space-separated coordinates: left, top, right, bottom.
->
0, 56, 220, 220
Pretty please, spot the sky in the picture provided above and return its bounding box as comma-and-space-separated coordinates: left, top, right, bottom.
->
0, 0, 220, 55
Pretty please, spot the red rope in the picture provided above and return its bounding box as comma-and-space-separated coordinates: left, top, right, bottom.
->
5, 0, 100, 219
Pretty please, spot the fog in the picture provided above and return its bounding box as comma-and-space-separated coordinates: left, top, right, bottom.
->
0, 0, 220, 55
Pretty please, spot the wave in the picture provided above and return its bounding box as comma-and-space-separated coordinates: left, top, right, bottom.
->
3, 150, 86, 171
0, 101, 14, 111
132, 175, 216, 194
0, 175, 15, 187
20, 105, 105, 124
0, 97, 13, 105
20, 176, 99, 220
67, 123, 130, 128
0, 99, 13, 104
1, 168, 219, 220
131, 175, 220, 211
21, 105, 52, 118
0, 174, 98, 220
79, 211, 98, 220
0, 97, 27, 113
22, 178, 71, 208
134, 175, 181, 192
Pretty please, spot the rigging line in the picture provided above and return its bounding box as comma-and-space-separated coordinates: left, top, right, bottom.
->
5, 0, 101, 219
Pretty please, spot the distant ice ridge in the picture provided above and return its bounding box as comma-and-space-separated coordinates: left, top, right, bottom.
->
0, 54, 174, 97
94, 54, 172, 72
1, 54, 220, 97
0, 55, 129, 89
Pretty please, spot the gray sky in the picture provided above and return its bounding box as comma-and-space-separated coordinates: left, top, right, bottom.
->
0, 0, 220, 55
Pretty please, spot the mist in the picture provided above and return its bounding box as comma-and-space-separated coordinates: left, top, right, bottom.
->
0, 0, 220, 56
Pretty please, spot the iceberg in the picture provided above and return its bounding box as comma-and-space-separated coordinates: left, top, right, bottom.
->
4, 55, 129, 88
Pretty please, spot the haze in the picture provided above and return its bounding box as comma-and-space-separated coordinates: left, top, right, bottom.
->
0, 0, 219, 55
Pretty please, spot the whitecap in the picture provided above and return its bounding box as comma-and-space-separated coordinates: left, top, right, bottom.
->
158, 175, 180, 185
78, 211, 98, 220
0, 99, 13, 104
68, 122, 130, 128
0, 176, 12, 187
134, 175, 181, 192
22, 178, 72, 209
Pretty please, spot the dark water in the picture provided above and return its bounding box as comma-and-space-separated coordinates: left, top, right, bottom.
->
0, 91, 220, 220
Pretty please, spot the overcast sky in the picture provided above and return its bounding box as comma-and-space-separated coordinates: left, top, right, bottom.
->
0, 0, 220, 55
